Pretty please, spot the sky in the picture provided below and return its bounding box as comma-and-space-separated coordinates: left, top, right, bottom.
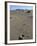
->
10, 5, 33, 10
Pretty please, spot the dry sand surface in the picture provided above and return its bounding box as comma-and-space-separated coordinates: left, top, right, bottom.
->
10, 10, 33, 40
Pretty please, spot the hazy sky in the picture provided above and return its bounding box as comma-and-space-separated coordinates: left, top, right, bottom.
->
10, 5, 33, 10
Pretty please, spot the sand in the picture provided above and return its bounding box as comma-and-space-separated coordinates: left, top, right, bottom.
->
10, 10, 33, 40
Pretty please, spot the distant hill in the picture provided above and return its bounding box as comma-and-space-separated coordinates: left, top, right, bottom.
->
10, 9, 32, 12
16, 9, 24, 11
